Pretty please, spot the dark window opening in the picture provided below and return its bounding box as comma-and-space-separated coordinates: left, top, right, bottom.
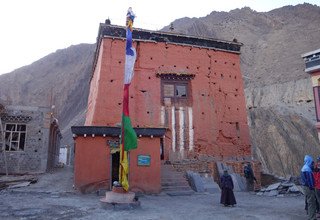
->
236, 122, 240, 138
176, 85, 187, 97
4, 123, 27, 151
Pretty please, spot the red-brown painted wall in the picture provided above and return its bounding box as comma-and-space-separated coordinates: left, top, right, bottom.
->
74, 136, 110, 192
74, 135, 161, 193
129, 138, 161, 193
85, 38, 251, 160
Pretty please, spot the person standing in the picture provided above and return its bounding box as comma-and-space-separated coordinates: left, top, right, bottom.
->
313, 158, 320, 215
301, 155, 316, 220
244, 163, 257, 191
220, 170, 237, 207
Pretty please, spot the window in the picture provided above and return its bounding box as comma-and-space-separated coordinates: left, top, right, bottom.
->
162, 80, 190, 106
176, 85, 187, 97
4, 123, 26, 151
163, 82, 188, 99
163, 84, 175, 97
157, 72, 194, 106
163, 83, 187, 98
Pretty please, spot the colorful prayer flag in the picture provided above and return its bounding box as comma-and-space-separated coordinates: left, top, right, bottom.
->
119, 7, 137, 191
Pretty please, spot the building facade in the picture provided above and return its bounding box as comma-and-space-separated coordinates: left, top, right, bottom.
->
72, 24, 254, 193
302, 49, 320, 140
0, 104, 61, 174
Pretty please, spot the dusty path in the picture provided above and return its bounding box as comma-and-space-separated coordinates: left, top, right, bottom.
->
0, 167, 306, 220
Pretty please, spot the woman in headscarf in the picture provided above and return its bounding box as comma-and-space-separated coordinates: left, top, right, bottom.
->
220, 170, 237, 207
301, 155, 316, 220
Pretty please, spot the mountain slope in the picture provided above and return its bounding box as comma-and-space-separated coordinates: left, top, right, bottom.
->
0, 43, 95, 142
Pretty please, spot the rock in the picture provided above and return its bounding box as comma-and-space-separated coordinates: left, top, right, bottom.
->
295, 185, 305, 195
278, 189, 288, 194
289, 176, 302, 185
200, 175, 220, 193
288, 185, 303, 194
186, 171, 204, 192
247, 96, 320, 178
266, 190, 279, 197
230, 173, 246, 192
8, 181, 31, 189
281, 182, 294, 187
265, 182, 281, 191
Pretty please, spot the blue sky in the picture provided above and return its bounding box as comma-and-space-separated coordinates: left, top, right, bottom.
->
0, 0, 319, 75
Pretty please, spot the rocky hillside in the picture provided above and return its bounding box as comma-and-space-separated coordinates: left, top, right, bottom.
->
164, 3, 319, 86
1, 3, 320, 177
0, 44, 95, 140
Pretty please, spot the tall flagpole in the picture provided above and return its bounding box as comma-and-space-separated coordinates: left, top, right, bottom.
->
119, 7, 138, 192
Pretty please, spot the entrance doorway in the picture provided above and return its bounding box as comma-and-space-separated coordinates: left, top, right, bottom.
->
111, 151, 120, 184
160, 138, 164, 160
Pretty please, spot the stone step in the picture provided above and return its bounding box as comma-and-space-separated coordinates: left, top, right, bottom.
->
166, 190, 195, 196
161, 176, 187, 181
161, 177, 188, 184
162, 180, 190, 187
161, 185, 193, 191
160, 164, 193, 193
161, 173, 185, 178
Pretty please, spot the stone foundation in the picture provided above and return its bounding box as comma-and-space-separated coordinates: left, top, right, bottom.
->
171, 158, 262, 190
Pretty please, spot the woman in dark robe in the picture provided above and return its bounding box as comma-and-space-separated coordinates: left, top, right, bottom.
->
220, 170, 237, 207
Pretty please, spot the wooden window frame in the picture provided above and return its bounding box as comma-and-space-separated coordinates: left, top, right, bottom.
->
161, 79, 191, 105
4, 123, 27, 151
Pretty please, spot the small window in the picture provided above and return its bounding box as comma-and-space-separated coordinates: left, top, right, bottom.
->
162, 80, 190, 105
163, 82, 188, 99
163, 84, 175, 97
176, 85, 187, 97
4, 123, 27, 151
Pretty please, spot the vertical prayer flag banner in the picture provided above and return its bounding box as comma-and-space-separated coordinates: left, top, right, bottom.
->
119, 7, 138, 191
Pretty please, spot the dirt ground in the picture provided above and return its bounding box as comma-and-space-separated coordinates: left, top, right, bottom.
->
0, 167, 306, 220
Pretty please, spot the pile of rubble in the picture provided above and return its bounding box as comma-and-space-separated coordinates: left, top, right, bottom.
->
0, 175, 38, 190
256, 180, 304, 197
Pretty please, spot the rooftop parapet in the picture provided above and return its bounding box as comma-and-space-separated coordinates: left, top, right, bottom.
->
302, 48, 320, 73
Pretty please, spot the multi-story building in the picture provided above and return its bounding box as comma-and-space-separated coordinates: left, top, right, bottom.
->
72, 24, 256, 193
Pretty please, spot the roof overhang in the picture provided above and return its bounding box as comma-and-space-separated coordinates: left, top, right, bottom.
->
71, 126, 166, 138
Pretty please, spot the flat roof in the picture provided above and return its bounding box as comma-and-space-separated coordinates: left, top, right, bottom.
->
97, 24, 242, 53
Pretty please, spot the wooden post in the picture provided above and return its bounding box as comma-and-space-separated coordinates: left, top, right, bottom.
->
0, 117, 9, 175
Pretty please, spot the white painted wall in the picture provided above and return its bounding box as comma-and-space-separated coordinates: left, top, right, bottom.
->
59, 147, 68, 165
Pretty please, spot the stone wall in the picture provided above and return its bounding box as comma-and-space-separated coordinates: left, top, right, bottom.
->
172, 158, 262, 190
0, 105, 60, 174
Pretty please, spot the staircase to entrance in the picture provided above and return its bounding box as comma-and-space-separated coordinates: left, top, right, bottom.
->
161, 163, 194, 196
